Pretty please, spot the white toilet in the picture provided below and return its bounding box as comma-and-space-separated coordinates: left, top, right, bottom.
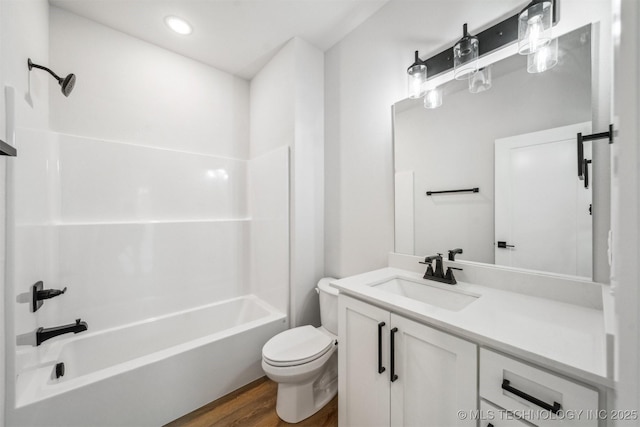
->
262, 278, 339, 423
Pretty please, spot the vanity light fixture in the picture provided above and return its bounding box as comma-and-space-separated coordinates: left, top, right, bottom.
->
453, 24, 479, 80
405, 1, 559, 104
527, 37, 558, 73
423, 86, 443, 109
407, 51, 428, 99
517, 0, 554, 55
469, 66, 492, 93
164, 16, 193, 35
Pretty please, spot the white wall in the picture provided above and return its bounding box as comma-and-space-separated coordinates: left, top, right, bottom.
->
250, 37, 325, 327
0, 1, 51, 424
49, 7, 248, 157
324, 0, 613, 279
612, 0, 640, 417
248, 147, 290, 315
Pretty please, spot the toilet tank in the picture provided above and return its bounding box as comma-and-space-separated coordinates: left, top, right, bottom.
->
317, 278, 339, 335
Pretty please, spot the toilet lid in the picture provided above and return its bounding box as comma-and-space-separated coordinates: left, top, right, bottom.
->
263, 326, 334, 367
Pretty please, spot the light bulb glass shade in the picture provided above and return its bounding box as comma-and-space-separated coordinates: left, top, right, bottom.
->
407, 63, 427, 99
469, 66, 492, 93
423, 86, 443, 109
527, 37, 558, 73
518, 0, 552, 55
453, 34, 479, 80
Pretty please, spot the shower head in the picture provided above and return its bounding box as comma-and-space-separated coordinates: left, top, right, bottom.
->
60, 73, 76, 97
28, 58, 76, 97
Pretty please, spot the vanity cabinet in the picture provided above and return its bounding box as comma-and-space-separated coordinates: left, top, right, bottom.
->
338, 294, 477, 426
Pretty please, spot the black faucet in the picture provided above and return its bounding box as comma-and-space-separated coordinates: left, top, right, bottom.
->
420, 254, 461, 285
36, 319, 88, 346
448, 248, 463, 261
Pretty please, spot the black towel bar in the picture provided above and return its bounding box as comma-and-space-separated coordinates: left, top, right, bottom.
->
426, 187, 479, 196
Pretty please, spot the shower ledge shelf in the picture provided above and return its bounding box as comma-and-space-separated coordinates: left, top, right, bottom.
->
1, 139, 17, 156
17, 218, 252, 227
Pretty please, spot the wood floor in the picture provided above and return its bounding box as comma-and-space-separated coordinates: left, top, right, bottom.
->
165, 377, 338, 427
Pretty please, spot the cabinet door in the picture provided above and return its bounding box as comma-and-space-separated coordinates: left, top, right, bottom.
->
390, 314, 477, 427
339, 295, 390, 427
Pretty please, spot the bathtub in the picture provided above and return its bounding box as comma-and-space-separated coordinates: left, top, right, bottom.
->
10, 295, 287, 427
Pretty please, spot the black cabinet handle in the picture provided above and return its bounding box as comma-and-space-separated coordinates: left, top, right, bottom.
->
487, 424, 494, 427
390, 327, 398, 382
377, 322, 386, 374
501, 379, 561, 414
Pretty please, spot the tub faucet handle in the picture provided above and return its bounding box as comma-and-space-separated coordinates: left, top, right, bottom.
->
32, 281, 68, 312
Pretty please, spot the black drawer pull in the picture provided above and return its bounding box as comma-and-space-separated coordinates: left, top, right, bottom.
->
390, 327, 398, 382
501, 379, 561, 414
377, 322, 386, 374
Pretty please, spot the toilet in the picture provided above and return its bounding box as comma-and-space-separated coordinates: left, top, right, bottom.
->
262, 278, 339, 423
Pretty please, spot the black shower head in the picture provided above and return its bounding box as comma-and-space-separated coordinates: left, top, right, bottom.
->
60, 73, 76, 97
28, 58, 76, 97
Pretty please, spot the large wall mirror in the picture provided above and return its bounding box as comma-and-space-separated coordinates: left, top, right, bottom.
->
393, 25, 603, 279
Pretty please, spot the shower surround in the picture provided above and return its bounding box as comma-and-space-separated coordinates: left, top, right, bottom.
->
7, 128, 289, 425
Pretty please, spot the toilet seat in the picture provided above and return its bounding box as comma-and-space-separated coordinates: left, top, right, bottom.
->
263, 326, 334, 367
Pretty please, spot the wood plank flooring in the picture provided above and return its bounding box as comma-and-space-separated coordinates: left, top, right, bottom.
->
165, 377, 338, 427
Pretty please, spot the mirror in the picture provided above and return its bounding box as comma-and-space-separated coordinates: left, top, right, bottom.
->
393, 25, 597, 278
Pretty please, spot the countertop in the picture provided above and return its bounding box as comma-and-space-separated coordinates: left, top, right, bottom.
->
331, 267, 612, 389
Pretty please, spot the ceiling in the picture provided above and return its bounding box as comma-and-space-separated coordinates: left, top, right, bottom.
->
50, 0, 390, 80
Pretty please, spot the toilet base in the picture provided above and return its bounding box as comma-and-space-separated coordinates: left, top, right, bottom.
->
274, 352, 338, 423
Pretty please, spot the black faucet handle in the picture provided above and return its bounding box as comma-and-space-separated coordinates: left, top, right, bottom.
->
444, 266, 461, 285
420, 254, 442, 264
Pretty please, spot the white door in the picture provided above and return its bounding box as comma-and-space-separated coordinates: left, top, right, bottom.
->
338, 295, 390, 427
495, 122, 593, 277
389, 313, 477, 427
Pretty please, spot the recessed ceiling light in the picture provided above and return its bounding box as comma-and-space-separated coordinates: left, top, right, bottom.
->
164, 16, 192, 35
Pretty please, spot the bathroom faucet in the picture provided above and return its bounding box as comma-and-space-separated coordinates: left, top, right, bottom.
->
419, 254, 461, 285
448, 248, 463, 261
36, 319, 88, 346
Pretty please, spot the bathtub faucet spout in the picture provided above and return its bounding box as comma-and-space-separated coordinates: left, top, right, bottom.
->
36, 319, 88, 346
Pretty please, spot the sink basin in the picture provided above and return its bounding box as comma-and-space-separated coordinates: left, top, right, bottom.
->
372, 277, 479, 311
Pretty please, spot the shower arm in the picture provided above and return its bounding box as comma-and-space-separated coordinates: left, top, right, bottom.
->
28, 59, 63, 83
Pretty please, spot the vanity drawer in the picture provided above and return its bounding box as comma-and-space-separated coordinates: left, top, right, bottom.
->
479, 400, 533, 427
480, 348, 598, 427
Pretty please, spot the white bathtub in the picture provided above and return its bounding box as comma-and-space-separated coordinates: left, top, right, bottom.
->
10, 295, 287, 426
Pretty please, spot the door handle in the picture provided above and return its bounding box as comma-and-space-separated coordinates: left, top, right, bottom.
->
377, 322, 386, 374
390, 327, 398, 382
497, 241, 515, 249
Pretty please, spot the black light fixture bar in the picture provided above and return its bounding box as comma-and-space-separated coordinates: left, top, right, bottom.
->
0, 139, 17, 157
423, 15, 519, 79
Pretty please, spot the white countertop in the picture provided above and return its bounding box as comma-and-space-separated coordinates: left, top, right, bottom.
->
331, 267, 612, 389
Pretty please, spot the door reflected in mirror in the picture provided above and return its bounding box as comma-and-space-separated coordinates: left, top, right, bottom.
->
393, 25, 597, 279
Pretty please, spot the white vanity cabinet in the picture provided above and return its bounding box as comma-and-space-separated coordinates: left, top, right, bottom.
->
338, 294, 477, 427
